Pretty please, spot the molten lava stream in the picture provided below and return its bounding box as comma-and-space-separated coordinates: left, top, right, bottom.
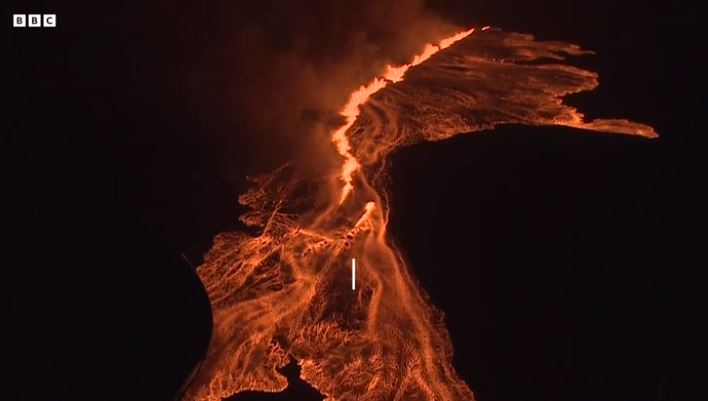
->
180, 26, 656, 401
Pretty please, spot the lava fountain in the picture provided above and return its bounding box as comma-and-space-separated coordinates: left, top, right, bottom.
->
180, 27, 656, 401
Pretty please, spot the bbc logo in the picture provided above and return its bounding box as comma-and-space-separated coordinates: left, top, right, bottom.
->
13, 14, 57, 28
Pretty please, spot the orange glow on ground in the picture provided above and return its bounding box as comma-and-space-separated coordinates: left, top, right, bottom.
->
181, 26, 656, 401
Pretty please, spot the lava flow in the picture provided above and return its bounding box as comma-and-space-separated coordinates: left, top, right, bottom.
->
181, 27, 656, 401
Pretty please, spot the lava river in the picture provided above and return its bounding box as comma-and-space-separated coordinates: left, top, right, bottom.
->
180, 27, 657, 401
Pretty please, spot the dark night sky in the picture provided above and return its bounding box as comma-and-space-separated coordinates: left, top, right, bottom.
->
4, 1, 707, 400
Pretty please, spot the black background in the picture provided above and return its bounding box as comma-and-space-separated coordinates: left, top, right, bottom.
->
4, 1, 707, 400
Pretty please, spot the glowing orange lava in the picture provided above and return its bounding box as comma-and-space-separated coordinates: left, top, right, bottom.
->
180, 27, 656, 401
333, 28, 476, 204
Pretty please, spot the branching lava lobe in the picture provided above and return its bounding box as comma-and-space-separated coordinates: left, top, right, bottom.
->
181, 27, 656, 401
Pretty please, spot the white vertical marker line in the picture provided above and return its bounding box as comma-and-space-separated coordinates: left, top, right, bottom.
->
352, 258, 356, 290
